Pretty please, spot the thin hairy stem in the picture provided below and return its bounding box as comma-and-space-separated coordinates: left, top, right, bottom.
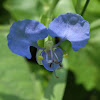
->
81, 0, 90, 16
75, 0, 81, 14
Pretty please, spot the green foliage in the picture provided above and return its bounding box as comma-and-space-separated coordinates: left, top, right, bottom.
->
3, 0, 44, 21
68, 19, 100, 90
41, 58, 68, 100
0, 0, 100, 100
53, 0, 75, 17
58, 0, 100, 92
80, 0, 100, 23
0, 25, 44, 100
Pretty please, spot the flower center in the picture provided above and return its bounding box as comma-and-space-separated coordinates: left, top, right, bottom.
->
44, 40, 53, 51
46, 49, 61, 67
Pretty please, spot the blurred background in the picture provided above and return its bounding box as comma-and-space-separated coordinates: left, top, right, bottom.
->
0, 0, 100, 100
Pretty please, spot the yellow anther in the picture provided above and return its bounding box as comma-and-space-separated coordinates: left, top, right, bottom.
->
38, 56, 43, 60
63, 54, 68, 58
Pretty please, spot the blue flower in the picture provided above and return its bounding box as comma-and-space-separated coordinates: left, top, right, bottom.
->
7, 13, 90, 71
48, 13, 90, 51
7, 19, 48, 59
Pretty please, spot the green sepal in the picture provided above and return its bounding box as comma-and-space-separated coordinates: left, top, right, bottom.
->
36, 49, 43, 65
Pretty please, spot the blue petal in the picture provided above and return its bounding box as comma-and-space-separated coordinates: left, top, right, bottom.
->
7, 19, 48, 59
48, 13, 90, 51
42, 48, 63, 71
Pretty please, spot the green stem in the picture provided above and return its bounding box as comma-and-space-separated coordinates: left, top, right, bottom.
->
81, 0, 90, 16
75, 0, 81, 14
44, 0, 59, 45
49, 0, 59, 15
41, 0, 59, 46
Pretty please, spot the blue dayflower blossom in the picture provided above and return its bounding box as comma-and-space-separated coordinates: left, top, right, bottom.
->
48, 13, 90, 51
7, 13, 90, 72
7, 19, 48, 59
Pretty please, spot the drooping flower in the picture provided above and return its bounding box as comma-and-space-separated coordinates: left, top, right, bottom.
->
7, 13, 90, 72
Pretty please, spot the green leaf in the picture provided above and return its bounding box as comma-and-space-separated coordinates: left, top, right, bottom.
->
90, 19, 100, 30
0, 25, 44, 100
80, 0, 100, 23
41, 58, 68, 100
68, 50, 97, 90
3, 0, 44, 21
67, 19, 100, 90
54, 0, 75, 17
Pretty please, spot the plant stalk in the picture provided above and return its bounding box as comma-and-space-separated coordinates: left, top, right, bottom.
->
81, 0, 90, 16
